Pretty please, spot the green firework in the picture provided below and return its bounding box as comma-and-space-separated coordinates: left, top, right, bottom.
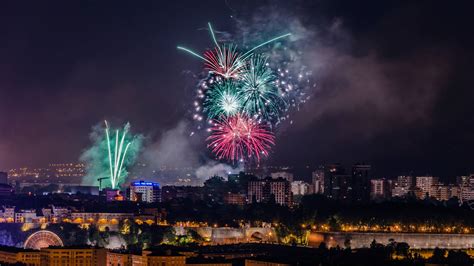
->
204, 81, 242, 119
239, 55, 284, 120
81, 121, 143, 189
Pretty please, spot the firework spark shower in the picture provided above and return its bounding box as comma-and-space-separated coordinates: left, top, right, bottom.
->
81, 121, 143, 189
178, 22, 310, 163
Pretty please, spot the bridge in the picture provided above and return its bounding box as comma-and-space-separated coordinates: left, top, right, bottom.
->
309, 231, 474, 249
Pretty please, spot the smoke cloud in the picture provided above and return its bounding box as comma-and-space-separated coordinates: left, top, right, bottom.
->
139, 120, 242, 184
234, 3, 451, 140
141, 121, 201, 169
195, 161, 243, 181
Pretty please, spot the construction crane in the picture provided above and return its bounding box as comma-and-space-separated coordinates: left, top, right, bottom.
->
97, 177, 109, 191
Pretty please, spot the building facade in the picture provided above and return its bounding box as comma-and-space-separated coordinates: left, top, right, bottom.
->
129, 181, 161, 203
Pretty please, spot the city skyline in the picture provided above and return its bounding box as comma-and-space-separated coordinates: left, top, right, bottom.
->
0, 1, 473, 178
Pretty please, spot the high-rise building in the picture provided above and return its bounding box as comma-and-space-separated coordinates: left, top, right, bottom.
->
311, 170, 324, 194
0, 172, 7, 184
265, 178, 292, 206
330, 174, 352, 201
270, 171, 294, 182
129, 181, 161, 203
449, 185, 461, 199
247, 180, 266, 204
416, 176, 439, 199
352, 164, 371, 202
324, 164, 345, 199
370, 178, 391, 200
458, 176, 474, 204
391, 176, 414, 198
291, 181, 310, 196
248, 177, 292, 206
429, 184, 458, 201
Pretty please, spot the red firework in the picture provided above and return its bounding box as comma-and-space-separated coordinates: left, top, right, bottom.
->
204, 45, 243, 79
207, 114, 275, 162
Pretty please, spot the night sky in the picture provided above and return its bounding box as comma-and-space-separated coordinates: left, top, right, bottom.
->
1, 0, 473, 179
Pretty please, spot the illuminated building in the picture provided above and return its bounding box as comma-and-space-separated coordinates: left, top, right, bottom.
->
391, 176, 414, 198
291, 181, 310, 196
145, 250, 186, 266
370, 179, 392, 200
266, 178, 292, 206
0, 206, 15, 222
311, 170, 324, 194
71, 212, 134, 227
248, 177, 292, 206
105, 189, 124, 202
449, 185, 460, 199
416, 176, 439, 198
457, 175, 474, 204
129, 180, 161, 203
247, 180, 266, 203
224, 193, 246, 206
39, 246, 106, 266
0, 246, 40, 266
15, 209, 39, 223
40, 206, 70, 222
0, 245, 190, 266
429, 184, 459, 201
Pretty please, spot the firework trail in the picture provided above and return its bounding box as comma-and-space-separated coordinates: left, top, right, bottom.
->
207, 114, 275, 162
177, 22, 290, 79
81, 121, 143, 189
104, 120, 132, 189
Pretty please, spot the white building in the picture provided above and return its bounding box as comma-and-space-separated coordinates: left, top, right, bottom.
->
311, 170, 324, 194
129, 181, 161, 203
14, 209, 39, 223
291, 181, 310, 196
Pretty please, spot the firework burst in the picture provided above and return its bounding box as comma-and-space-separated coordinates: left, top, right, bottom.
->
204, 44, 244, 79
239, 54, 284, 121
178, 22, 295, 163
204, 81, 242, 118
207, 114, 275, 162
